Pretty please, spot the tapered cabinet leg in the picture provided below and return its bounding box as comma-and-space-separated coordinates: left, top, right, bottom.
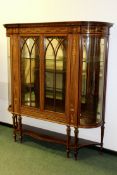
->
74, 127, 78, 160
100, 124, 105, 153
66, 125, 71, 158
12, 114, 18, 141
18, 115, 22, 143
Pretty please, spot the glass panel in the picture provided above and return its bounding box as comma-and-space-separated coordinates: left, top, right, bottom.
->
20, 37, 40, 107
44, 37, 67, 112
80, 36, 106, 125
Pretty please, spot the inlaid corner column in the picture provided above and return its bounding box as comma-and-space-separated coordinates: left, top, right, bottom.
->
66, 125, 71, 158
74, 127, 78, 160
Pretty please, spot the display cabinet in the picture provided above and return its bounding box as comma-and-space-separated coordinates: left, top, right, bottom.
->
4, 21, 113, 159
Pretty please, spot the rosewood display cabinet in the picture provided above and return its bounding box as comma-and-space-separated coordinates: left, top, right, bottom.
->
4, 21, 113, 159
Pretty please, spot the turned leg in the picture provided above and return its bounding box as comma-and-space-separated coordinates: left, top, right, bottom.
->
100, 124, 105, 153
15, 115, 18, 129
18, 115, 22, 143
12, 114, 17, 141
66, 125, 71, 158
74, 127, 78, 160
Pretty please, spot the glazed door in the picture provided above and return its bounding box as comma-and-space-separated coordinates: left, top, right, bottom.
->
79, 36, 108, 127
20, 36, 40, 108
20, 35, 69, 119
44, 36, 67, 113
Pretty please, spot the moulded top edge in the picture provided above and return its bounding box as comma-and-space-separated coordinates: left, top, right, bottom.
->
3, 21, 113, 28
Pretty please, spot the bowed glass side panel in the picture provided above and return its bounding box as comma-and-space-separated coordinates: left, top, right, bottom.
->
80, 36, 107, 126
44, 37, 67, 113
20, 37, 40, 108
